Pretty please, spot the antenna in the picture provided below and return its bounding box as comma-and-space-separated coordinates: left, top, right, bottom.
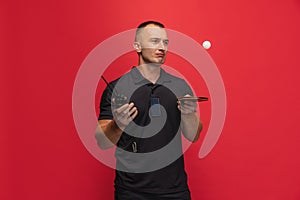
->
101, 75, 116, 95
100, 75, 127, 107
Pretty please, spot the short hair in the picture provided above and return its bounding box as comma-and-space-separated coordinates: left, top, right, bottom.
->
135, 21, 165, 42
137, 21, 165, 29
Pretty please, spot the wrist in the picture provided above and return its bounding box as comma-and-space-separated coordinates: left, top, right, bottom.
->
112, 119, 126, 131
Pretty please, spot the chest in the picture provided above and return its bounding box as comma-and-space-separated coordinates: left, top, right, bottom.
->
129, 84, 179, 120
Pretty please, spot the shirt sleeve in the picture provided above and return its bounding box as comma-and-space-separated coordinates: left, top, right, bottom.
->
98, 85, 113, 120
185, 81, 194, 96
180, 79, 194, 97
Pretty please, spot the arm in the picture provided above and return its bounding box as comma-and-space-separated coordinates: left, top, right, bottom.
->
95, 102, 138, 149
178, 95, 203, 142
95, 119, 123, 149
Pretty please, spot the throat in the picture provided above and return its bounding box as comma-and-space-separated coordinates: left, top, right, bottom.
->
137, 65, 161, 84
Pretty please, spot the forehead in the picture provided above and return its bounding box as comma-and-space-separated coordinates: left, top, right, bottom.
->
139, 25, 168, 39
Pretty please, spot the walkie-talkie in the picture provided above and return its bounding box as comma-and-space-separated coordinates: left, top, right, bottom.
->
101, 76, 137, 153
101, 75, 127, 108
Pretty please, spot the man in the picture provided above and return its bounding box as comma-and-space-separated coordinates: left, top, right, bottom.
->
95, 21, 202, 200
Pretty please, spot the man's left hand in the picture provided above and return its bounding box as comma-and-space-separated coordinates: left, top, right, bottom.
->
177, 94, 197, 115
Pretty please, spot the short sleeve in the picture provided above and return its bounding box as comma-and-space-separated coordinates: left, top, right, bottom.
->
98, 85, 113, 120
176, 79, 194, 97
183, 80, 194, 96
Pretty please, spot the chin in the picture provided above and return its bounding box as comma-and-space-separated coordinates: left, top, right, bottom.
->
154, 61, 165, 65
154, 58, 166, 64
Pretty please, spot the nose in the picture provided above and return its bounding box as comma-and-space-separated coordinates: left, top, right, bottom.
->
158, 40, 166, 51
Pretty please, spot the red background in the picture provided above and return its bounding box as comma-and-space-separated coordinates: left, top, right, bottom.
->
2, 0, 300, 199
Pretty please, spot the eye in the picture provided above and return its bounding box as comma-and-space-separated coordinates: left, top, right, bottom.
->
163, 40, 169, 45
151, 38, 160, 44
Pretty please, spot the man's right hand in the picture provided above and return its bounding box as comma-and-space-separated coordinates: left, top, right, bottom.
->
95, 102, 138, 150
112, 100, 138, 130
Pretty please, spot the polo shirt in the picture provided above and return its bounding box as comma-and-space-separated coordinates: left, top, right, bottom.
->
99, 66, 193, 194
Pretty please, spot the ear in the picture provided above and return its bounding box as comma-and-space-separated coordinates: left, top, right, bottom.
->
133, 42, 141, 53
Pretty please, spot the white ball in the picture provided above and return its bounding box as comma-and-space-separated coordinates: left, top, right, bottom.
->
202, 40, 211, 49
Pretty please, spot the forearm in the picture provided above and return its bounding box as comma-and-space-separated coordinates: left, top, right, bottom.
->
95, 102, 138, 149
95, 119, 123, 149
181, 113, 203, 142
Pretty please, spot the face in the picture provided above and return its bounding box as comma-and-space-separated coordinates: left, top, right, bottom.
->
135, 24, 169, 65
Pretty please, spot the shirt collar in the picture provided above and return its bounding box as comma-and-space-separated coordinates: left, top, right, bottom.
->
130, 66, 172, 85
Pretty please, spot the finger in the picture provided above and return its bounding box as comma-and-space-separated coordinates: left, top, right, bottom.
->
184, 104, 196, 111
125, 103, 135, 113
130, 109, 138, 120
120, 109, 138, 127
128, 107, 137, 117
128, 102, 135, 108
183, 104, 196, 111
179, 103, 196, 114
181, 109, 194, 115
122, 102, 135, 112
117, 107, 136, 121
182, 100, 196, 108
177, 104, 181, 111
119, 103, 135, 116
114, 104, 129, 114
182, 100, 195, 106
177, 100, 183, 107
123, 104, 135, 116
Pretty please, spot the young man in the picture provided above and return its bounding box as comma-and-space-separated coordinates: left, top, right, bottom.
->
95, 21, 202, 200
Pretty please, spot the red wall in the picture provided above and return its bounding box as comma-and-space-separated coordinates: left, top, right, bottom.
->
2, 0, 300, 199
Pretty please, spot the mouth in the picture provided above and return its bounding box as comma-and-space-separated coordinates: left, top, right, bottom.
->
155, 53, 165, 58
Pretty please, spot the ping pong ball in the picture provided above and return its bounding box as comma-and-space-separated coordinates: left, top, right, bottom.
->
202, 40, 211, 49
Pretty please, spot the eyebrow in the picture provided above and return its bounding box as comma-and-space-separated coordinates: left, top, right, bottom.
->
149, 38, 169, 41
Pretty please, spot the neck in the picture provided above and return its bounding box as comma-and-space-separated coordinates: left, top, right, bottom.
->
137, 64, 161, 84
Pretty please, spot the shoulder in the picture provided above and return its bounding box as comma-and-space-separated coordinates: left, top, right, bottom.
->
163, 69, 190, 86
107, 70, 132, 87
161, 69, 193, 96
